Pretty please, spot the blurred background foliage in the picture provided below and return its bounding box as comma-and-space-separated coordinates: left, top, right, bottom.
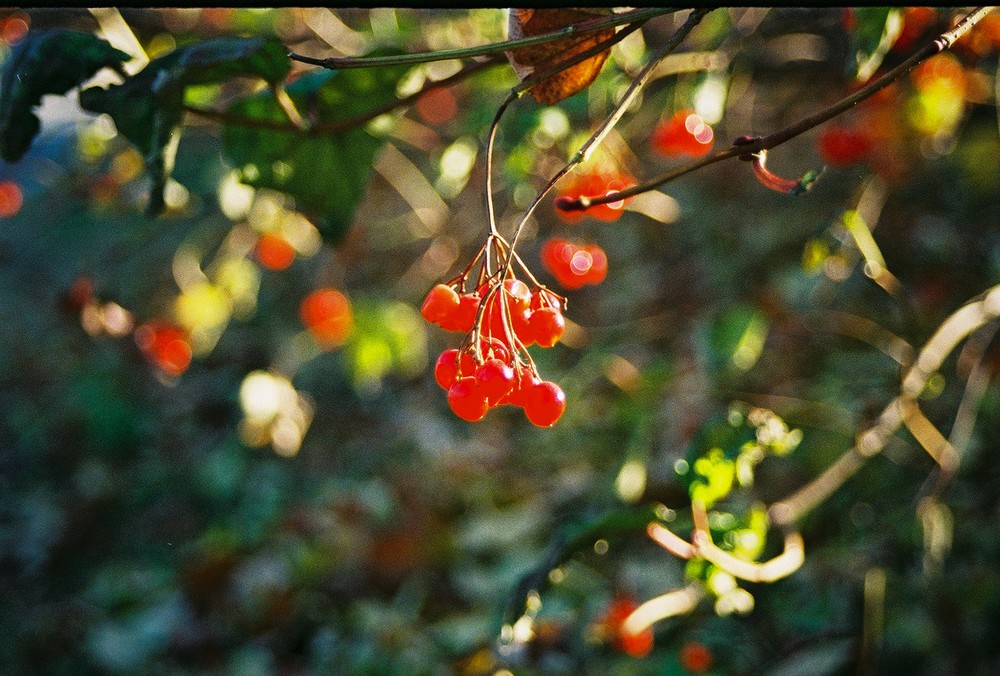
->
1, 7, 1000, 674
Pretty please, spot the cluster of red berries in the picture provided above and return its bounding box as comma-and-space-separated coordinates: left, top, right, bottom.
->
555, 169, 634, 223
651, 109, 715, 158
422, 278, 567, 426
541, 238, 607, 290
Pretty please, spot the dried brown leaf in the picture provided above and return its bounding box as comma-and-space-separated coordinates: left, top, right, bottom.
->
506, 8, 615, 105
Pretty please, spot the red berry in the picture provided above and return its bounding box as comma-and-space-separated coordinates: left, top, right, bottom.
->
679, 641, 713, 674
555, 171, 634, 223
421, 283, 461, 325
434, 348, 460, 389
582, 244, 608, 285
447, 377, 489, 422
300, 288, 353, 348
652, 110, 714, 158
530, 307, 565, 348
255, 232, 296, 271
476, 358, 515, 404
599, 597, 654, 659
511, 306, 535, 347
505, 369, 541, 408
503, 278, 532, 313
135, 321, 192, 377
524, 380, 566, 427
817, 124, 872, 167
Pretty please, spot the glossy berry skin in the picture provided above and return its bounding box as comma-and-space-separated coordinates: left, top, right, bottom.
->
817, 124, 872, 167
652, 109, 714, 158
447, 377, 489, 422
421, 283, 461, 324
476, 358, 516, 404
530, 307, 565, 348
523, 380, 566, 427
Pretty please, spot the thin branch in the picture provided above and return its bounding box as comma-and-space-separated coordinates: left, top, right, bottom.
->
288, 8, 677, 70
499, 8, 711, 273
769, 280, 1000, 527
558, 6, 994, 212
182, 54, 503, 135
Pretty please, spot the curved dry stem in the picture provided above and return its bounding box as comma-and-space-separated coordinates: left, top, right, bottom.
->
769, 281, 1000, 528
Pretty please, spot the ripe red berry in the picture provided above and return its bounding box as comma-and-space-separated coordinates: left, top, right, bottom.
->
447, 377, 490, 422
135, 321, 192, 377
599, 597, 654, 659
679, 641, 713, 674
652, 110, 714, 158
524, 380, 566, 427
300, 288, 353, 348
555, 171, 634, 223
503, 278, 532, 313
529, 307, 565, 348
541, 238, 609, 290
816, 124, 872, 167
255, 232, 296, 271
434, 348, 460, 389
421, 283, 461, 325
476, 358, 516, 404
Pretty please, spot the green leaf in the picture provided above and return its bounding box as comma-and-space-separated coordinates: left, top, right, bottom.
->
79, 36, 290, 216
221, 63, 409, 243
0, 30, 129, 162
849, 8, 903, 82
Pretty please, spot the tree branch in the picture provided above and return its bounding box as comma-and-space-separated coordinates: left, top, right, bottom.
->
558, 6, 995, 212
288, 8, 677, 70
181, 54, 504, 135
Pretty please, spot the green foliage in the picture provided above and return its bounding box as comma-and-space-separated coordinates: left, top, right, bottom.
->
222, 64, 409, 243
0, 29, 129, 161
849, 7, 903, 81
80, 36, 290, 215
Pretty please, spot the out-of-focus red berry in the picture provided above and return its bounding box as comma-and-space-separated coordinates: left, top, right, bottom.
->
255, 232, 296, 271
300, 288, 353, 348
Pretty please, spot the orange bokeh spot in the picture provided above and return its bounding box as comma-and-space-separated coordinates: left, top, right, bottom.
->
679, 641, 714, 674
0, 181, 23, 217
1, 13, 29, 44
255, 232, 297, 271
300, 288, 354, 348
415, 87, 458, 126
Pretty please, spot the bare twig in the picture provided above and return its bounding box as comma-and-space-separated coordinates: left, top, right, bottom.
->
558, 7, 995, 212
182, 54, 503, 135
498, 8, 711, 273
289, 8, 677, 70
769, 281, 1000, 527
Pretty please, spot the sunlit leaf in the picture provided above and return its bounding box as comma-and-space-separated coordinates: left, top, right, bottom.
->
222, 62, 408, 243
850, 8, 903, 82
0, 30, 129, 162
506, 8, 615, 105
79, 36, 290, 216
